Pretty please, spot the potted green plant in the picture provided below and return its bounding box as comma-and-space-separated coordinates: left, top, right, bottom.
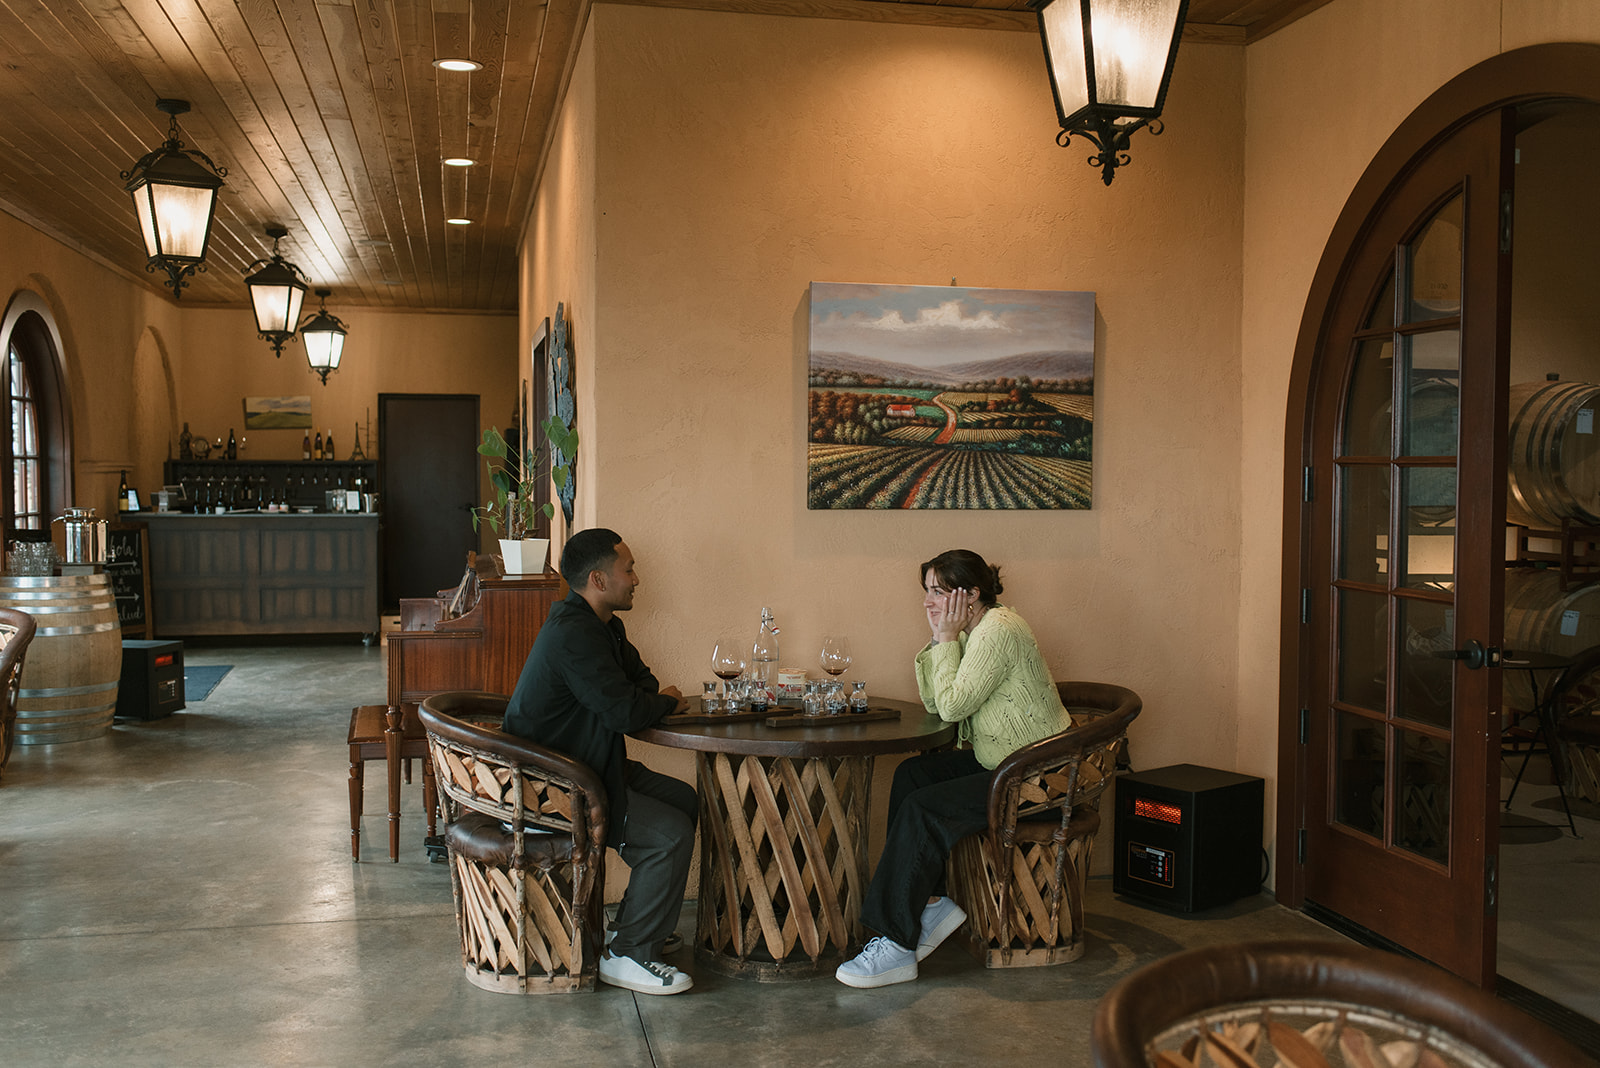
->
470, 387, 577, 575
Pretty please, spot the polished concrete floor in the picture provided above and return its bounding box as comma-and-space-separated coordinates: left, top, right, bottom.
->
4, 641, 1554, 1067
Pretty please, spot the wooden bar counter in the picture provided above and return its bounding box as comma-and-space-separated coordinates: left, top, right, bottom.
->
143, 512, 380, 637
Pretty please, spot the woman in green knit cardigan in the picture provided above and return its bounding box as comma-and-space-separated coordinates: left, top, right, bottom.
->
836, 548, 1069, 989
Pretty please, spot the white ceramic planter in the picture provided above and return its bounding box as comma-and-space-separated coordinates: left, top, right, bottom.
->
499, 537, 549, 575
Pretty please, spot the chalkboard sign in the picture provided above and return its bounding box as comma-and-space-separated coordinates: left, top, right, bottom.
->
107, 523, 151, 636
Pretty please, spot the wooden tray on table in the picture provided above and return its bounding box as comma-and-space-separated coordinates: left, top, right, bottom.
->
763, 706, 902, 728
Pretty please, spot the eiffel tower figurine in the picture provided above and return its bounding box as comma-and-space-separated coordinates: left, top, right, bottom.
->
349, 419, 366, 460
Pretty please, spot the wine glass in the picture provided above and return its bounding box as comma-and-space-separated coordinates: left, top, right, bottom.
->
711, 639, 747, 707
820, 636, 852, 679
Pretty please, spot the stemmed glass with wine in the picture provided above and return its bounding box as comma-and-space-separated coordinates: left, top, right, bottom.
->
820, 636, 851, 713
711, 638, 747, 712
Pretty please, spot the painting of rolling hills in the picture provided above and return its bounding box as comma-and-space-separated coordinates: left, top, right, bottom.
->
807, 282, 1095, 510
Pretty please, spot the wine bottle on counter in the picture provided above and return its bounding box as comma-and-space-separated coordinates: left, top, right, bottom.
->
325, 427, 334, 460
302, 432, 311, 460
313, 430, 323, 460
117, 470, 130, 512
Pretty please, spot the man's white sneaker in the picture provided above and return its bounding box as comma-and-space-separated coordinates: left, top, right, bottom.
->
598, 952, 693, 995
916, 896, 967, 961
835, 936, 918, 988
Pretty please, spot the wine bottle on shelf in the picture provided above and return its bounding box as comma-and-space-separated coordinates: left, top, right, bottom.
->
325, 427, 334, 460
226, 428, 237, 460
313, 430, 323, 461
302, 432, 311, 460
117, 470, 130, 512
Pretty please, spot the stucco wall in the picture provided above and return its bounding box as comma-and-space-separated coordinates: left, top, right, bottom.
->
584, 4, 1245, 763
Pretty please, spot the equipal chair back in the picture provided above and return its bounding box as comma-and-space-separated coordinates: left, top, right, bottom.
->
0, 607, 38, 783
945, 680, 1140, 967
1091, 940, 1591, 1068
419, 691, 608, 994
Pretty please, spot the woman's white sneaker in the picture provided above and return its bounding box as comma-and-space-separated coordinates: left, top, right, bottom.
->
916, 897, 967, 961
599, 952, 694, 995
835, 936, 917, 988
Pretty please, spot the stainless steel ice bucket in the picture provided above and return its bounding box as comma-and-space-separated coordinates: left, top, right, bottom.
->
52, 507, 108, 565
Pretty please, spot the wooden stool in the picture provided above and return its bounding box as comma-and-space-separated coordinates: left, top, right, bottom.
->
347, 703, 438, 861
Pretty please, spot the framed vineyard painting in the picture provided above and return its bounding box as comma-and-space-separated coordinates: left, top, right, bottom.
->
807, 282, 1094, 510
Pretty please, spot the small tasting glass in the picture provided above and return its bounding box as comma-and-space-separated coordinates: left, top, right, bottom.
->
702, 681, 721, 713
802, 680, 825, 717
849, 679, 869, 713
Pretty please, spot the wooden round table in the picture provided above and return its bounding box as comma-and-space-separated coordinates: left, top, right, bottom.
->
634, 696, 955, 980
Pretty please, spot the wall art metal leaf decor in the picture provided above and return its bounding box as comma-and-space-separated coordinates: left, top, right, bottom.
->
807, 282, 1095, 510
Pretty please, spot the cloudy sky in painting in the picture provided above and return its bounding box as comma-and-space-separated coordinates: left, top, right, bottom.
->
808, 283, 1095, 368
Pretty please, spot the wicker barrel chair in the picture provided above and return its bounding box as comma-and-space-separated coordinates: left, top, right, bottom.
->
1091, 940, 1591, 1068
419, 691, 607, 994
0, 607, 38, 784
945, 680, 1141, 968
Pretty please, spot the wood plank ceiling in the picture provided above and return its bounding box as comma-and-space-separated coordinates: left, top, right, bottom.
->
0, 0, 1324, 312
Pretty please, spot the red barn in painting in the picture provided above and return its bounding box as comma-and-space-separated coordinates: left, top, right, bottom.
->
886, 404, 917, 418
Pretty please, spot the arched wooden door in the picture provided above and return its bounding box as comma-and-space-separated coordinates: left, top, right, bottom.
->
1294, 106, 1512, 986
1282, 45, 1600, 988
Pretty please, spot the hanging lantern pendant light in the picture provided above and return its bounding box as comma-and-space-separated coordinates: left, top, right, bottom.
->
244, 225, 309, 357
121, 98, 227, 298
1033, 0, 1188, 185
300, 289, 349, 385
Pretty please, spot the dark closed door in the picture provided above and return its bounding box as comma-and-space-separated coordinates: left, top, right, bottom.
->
1297, 107, 1512, 985
379, 394, 479, 608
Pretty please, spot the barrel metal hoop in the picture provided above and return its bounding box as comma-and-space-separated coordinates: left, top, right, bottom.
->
19, 681, 120, 698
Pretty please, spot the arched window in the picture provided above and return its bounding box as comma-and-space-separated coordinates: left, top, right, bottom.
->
0, 299, 71, 531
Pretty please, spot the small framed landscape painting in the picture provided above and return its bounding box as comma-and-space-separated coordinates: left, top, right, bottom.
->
243, 395, 313, 430
807, 282, 1095, 510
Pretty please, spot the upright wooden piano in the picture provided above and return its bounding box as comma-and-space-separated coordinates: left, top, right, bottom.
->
386, 571, 565, 708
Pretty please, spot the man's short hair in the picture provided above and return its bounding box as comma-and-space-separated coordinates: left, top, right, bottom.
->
560, 528, 622, 589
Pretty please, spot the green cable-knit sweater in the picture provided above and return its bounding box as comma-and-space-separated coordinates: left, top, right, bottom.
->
914, 605, 1069, 770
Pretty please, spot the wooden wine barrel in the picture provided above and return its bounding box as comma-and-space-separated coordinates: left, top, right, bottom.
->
0, 575, 121, 744
1507, 380, 1600, 528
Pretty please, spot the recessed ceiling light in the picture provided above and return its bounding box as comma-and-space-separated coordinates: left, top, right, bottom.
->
443, 157, 476, 167
433, 58, 482, 72
446, 218, 472, 226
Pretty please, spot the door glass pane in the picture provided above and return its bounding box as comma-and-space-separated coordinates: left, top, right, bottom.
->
1396, 728, 1450, 863
1343, 339, 1394, 456
1404, 193, 1463, 322
1337, 588, 1388, 711
1340, 464, 1389, 585
1364, 273, 1396, 331
1400, 466, 1455, 591
1336, 710, 1385, 838
1402, 332, 1460, 458
1397, 598, 1453, 727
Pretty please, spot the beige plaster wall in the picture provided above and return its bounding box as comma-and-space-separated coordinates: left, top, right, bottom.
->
1239, 1, 1600, 856
169, 304, 515, 484
0, 204, 514, 538
0, 209, 182, 518
520, 22, 599, 552
565, 7, 1246, 773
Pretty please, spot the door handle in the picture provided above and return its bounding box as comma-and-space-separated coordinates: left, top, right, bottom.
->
1434, 640, 1501, 670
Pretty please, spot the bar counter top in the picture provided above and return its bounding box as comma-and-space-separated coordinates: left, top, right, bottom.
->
138, 510, 380, 519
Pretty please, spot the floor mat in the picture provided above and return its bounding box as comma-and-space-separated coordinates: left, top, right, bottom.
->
184, 665, 232, 702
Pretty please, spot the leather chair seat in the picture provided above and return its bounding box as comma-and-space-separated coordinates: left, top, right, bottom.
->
445, 811, 573, 870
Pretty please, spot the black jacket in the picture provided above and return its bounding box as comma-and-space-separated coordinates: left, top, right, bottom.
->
502, 589, 677, 846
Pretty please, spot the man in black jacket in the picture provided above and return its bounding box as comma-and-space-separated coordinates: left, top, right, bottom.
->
502, 528, 696, 995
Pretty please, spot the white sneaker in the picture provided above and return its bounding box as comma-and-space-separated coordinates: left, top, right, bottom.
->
835, 936, 917, 988
916, 897, 967, 961
599, 951, 693, 995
